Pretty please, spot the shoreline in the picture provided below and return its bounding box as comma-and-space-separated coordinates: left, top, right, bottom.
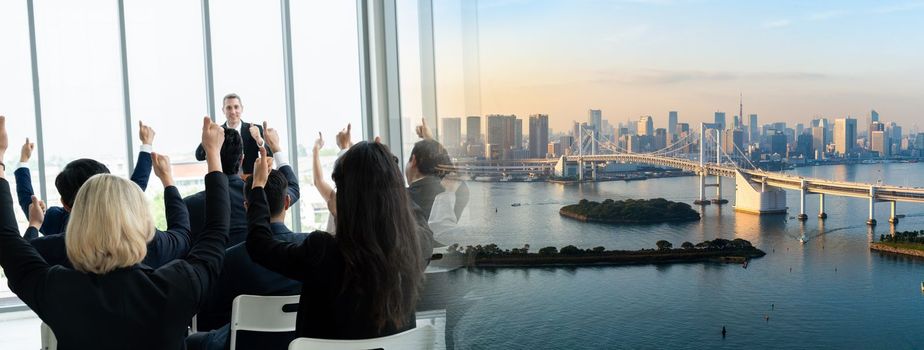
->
870, 242, 924, 258
449, 249, 765, 268
558, 209, 700, 224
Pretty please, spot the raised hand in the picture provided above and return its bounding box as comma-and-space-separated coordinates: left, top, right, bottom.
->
0, 116, 8, 161
336, 123, 352, 150
202, 116, 225, 173
152, 152, 174, 187
416, 118, 433, 140
138, 121, 155, 145
28, 195, 46, 229
313, 132, 324, 153
249, 124, 264, 147
20, 138, 35, 163
251, 146, 273, 188
262, 121, 281, 153
202, 116, 224, 153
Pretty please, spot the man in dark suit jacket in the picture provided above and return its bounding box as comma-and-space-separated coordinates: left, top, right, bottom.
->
26, 170, 191, 269
195, 93, 272, 175
186, 122, 299, 246
187, 170, 305, 350
14, 122, 155, 237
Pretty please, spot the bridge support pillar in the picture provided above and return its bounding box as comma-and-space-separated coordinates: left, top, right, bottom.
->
578, 160, 584, 182
798, 185, 808, 221
694, 173, 710, 205
867, 189, 877, 226
889, 201, 899, 225
591, 162, 597, 181
818, 194, 827, 219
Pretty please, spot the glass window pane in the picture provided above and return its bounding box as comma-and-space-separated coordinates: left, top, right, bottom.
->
0, 0, 38, 300
124, 0, 208, 229
290, 0, 362, 232
210, 0, 290, 223
34, 0, 128, 208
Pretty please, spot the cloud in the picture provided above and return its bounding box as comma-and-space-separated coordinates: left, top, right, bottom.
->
603, 25, 651, 44
873, 1, 924, 14
807, 10, 849, 21
762, 19, 792, 29
590, 69, 829, 85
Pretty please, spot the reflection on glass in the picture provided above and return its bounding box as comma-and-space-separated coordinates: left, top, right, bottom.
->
290, 0, 362, 232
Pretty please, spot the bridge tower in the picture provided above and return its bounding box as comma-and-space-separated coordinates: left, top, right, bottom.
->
694, 123, 711, 205
711, 128, 727, 204
868, 186, 877, 226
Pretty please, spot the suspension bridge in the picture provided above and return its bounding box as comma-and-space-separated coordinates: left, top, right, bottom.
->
448, 123, 924, 226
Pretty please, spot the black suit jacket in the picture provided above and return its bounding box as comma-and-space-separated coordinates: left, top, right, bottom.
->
0, 173, 229, 350
184, 164, 300, 247
27, 185, 192, 270
245, 188, 416, 340
196, 222, 305, 331
195, 121, 273, 174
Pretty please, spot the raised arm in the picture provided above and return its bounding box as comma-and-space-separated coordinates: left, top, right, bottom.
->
171, 117, 230, 304
263, 121, 300, 204
246, 148, 323, 281
312, 132, 335, 212
0, 116, 52, 311
14, 138, 36, 216
129, 121, 155, 191
143, 153, 191, 267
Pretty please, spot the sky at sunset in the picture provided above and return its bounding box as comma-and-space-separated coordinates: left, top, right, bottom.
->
425, 0, 924, 134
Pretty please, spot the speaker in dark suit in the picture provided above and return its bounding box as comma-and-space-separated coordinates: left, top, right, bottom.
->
195, 93, 273, 174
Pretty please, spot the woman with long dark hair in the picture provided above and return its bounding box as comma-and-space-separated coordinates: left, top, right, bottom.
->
246, 141, 424, 339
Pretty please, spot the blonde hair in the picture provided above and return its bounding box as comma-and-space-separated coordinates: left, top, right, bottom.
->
65, 174, 155, 274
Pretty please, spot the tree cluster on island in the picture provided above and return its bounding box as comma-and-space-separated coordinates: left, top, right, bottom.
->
560, 198, 700, 224
880, 231, 924, 244
444, 238, 760, 259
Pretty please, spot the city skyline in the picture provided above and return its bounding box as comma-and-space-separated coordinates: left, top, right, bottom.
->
421, 0, 924, 134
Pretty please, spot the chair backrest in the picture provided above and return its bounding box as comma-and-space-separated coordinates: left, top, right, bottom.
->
287, 324, 436, 350
230, 294, 301, 350
41, 322, 57, 350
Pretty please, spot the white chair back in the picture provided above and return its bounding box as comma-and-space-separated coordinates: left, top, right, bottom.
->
288, 324, 436, 350
41, 322, 57, 350
230, 294, 301, 350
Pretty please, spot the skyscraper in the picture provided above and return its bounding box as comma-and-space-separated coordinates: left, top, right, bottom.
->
668, 111, 678, 137
588, 109, 602, 131
638, 115, 654, 136
514, 118, 523, 151
486, 114, 517, 159
811, 126, 827, 159
887, 122, 902, 152
441, 117, 462, 154
714, 112, 726, 130
871, 109, 879, 123
871, 130, 890, 157
748, 114, 758, 143
528, 114, 549, 158
834, 117, 857, 157
466, 116, 481, 144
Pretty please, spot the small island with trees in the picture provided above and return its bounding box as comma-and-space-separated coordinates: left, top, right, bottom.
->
560, 198, 701, 224
439, 238, 765, 268
871, 230, 924, 258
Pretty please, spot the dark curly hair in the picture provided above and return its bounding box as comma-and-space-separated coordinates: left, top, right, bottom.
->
410, 139, 452, 178
55, 159, 111, 208
220, 128, 244, 175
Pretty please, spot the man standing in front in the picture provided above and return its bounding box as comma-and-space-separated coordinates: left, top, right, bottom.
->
195, 93, 272, 175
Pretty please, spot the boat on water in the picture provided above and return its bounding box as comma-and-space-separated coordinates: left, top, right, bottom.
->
799, 237, 806, 244
921, 281, 924, 292
511, 203, 522, 207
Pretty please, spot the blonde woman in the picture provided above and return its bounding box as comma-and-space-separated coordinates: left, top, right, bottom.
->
0, 116, 230, 349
